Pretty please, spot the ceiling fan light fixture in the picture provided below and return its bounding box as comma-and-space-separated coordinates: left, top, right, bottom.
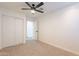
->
31, 10, 35, 14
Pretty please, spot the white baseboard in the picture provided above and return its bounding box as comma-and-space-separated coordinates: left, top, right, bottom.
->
39, 40, 79, 56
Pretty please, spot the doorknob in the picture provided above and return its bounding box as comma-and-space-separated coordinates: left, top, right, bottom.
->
36, 30, 38, 32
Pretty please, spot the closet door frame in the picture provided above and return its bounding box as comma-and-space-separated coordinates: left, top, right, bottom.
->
0, 13, 2, 49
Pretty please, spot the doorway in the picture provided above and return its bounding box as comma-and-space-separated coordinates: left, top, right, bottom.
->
26, 20, 38, 40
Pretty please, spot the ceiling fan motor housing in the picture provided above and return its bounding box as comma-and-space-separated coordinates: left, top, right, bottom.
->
32, 4, 35, 7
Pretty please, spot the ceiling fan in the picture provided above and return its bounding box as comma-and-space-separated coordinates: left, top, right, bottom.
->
21, 2, 44, 13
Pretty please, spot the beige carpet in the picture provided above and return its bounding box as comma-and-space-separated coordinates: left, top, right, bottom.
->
0, 40, 76, 56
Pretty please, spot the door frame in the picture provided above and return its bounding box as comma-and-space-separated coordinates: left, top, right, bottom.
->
24, 17, 38, 41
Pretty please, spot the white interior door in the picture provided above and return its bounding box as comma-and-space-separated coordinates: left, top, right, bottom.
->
33, 20, 38, 40
16, 18, 24, 44
2, 15, 24, 48
2, 15, 16, 48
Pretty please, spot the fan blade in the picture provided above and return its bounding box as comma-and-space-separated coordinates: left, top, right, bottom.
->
25, 2, 32, 8
35, 9, 44, 13
36, 2, 44, 8
21, 8, 31, 10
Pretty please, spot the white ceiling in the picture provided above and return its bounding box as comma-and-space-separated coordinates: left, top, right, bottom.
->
0, 2, 76, 17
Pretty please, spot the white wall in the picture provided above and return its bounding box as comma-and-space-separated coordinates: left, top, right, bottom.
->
38, 3, 79, 55
0, 8, 25, 49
